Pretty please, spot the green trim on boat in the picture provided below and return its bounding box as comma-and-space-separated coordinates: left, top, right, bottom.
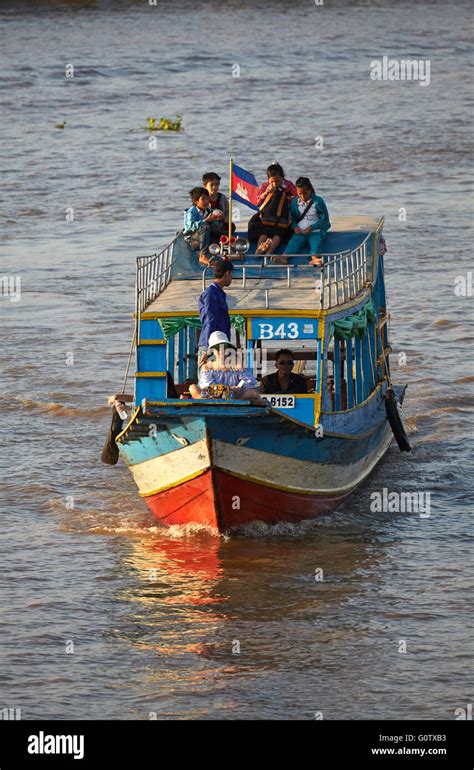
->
158, 314, 246, 340
330, 300, 377, 340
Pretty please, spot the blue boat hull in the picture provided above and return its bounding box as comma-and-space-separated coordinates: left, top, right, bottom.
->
116, 384, 405, 530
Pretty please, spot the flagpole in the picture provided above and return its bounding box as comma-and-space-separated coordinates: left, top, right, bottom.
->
228, 156, 233, 242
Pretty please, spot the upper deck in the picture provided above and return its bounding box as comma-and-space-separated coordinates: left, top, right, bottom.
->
137, 215, 384, 319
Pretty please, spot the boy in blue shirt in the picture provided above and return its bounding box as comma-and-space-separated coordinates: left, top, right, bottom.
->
183, 187, 223, 265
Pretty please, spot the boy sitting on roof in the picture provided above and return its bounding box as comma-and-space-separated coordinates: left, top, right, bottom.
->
183, 187, 222, 266
202, 172, 236, 238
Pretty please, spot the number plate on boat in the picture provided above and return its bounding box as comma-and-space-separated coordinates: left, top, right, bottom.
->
251, 318, 319, 340
262, 395, 295, 408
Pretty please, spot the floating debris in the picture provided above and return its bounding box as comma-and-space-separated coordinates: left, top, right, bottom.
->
146, 115, 183, 132
54, 121, 66, 129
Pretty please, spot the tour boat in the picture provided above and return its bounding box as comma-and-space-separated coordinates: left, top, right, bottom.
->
109, 214, 409, 531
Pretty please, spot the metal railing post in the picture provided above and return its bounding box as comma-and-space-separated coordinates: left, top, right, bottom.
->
350, 250, 356, 296
319, 264, 325, 310
158, 253, 163, 295
328, 258, 333, 309
338, 254, 344, 303
355, 247, 360, 292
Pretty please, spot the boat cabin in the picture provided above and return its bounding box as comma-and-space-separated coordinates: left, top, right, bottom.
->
132, 215, 389, 432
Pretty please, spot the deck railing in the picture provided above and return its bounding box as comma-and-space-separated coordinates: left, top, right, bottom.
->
135, 235, 179, 315
135, 230, 373, 323
319, 233, 371, 309
200, 232, 373, 310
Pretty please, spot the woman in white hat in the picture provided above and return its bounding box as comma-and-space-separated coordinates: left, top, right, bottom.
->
189, 331, 264, 405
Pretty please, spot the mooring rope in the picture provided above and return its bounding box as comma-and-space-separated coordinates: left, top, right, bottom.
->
121, 328, 136, 394
377, 325, 392, 389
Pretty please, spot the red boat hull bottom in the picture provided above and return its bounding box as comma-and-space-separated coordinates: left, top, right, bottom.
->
144, 468, 351, 531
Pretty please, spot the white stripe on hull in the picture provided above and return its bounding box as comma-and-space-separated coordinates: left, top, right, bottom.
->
211, 427, 394, 495
127, 426, 394, 498
129, 438, 210, 496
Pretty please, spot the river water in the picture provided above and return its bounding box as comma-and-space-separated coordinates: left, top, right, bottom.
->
0, 0, 473, 720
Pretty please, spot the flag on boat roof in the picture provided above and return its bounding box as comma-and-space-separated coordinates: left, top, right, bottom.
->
231, 162, 259, 210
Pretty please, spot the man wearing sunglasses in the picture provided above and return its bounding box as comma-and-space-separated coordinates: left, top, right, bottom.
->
260, 349, 308, 394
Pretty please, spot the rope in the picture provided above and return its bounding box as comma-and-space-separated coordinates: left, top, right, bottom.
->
121, 328, 136, 394
368, 324, 377, 385
377, 325, 392, 389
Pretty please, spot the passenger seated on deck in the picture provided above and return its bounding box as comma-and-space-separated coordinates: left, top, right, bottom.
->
281, 177, 330, 266
247, 163, 297, 260
183, 187, 223, 266
260, 349, 308, 394
202, 172, 236, 238
189, 331, 264, 405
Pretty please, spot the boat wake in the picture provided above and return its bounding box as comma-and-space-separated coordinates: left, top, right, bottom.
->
88, 521, 224, 540
50, 496, 224, 540
51, 491, 349, 540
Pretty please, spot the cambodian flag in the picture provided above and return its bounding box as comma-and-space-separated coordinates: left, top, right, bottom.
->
231, 163, 259, 210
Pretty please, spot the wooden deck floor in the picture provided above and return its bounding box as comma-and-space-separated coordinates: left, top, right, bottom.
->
145, 270, 327, 313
